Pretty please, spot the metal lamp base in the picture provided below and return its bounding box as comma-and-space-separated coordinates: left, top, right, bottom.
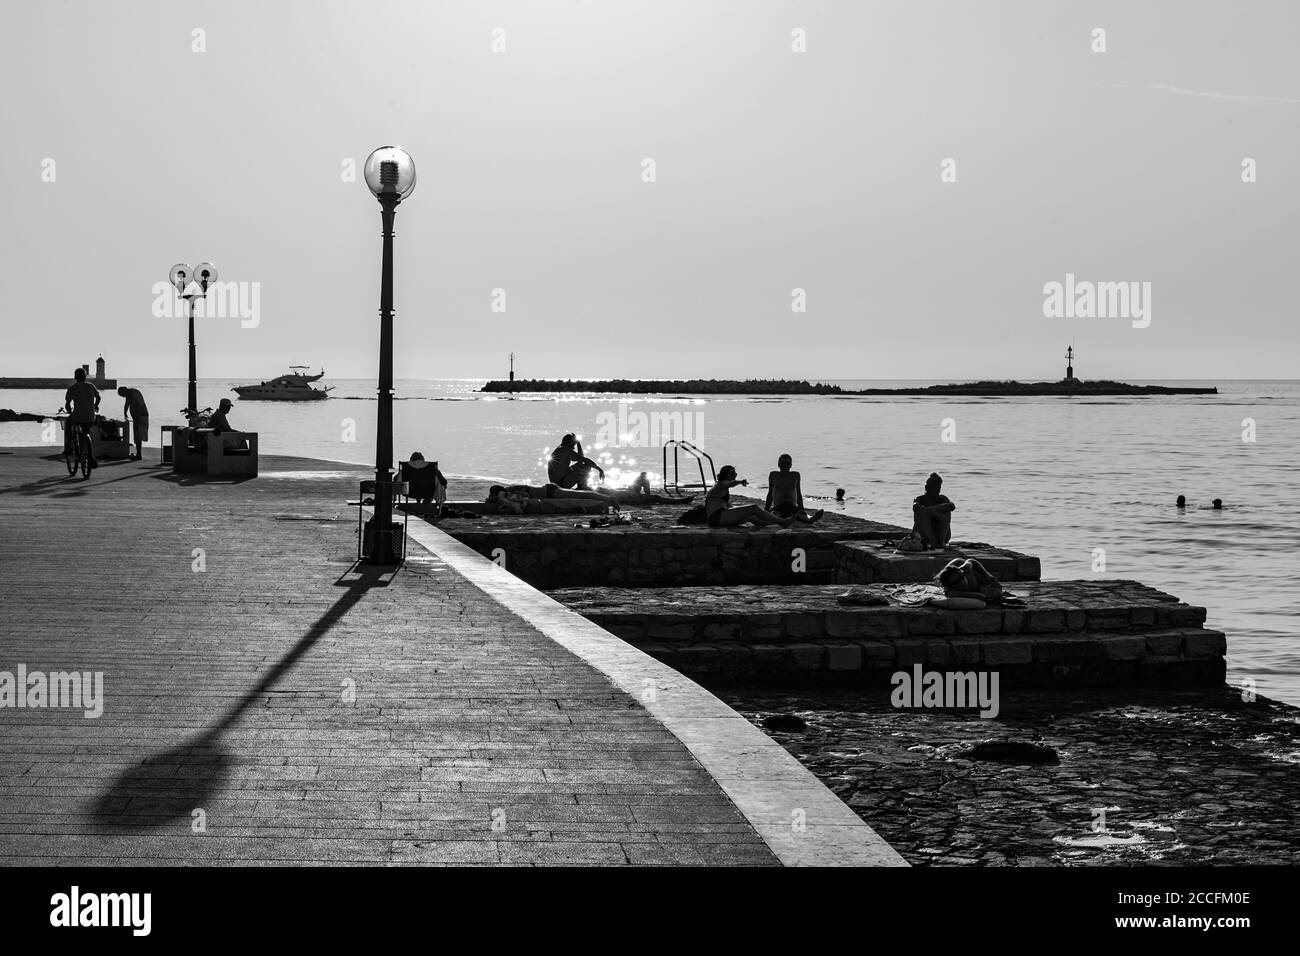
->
361, 520, 404, 565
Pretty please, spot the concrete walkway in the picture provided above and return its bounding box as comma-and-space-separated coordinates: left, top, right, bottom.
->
0, 447, 900, 866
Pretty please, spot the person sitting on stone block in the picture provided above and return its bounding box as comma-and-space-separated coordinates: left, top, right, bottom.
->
764, 453, 824, 523
547, 434, 604, 490
705, 465, 794, 529
912, 472, 955, 548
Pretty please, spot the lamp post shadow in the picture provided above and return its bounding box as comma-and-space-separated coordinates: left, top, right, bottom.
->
89, 562, 397, 832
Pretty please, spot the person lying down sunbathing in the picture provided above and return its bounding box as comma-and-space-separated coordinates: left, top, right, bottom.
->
486, 483, 619, 514
596, 484, 694, 506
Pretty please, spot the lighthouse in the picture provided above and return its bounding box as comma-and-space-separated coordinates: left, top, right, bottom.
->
95, 355, 106, 385
1064, 344, 1075, 381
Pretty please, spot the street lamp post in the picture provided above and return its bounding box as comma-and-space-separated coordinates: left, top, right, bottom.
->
361, 146, 416, 565
168, 261, 219, 423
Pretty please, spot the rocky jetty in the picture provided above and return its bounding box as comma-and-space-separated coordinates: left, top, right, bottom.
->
481, 378, 844, 395
479, 378, 1216, 396
0, 409, 49, 422
846, 379, 1217, 396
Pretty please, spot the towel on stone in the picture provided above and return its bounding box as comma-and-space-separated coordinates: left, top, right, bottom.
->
837, 587, 889, 606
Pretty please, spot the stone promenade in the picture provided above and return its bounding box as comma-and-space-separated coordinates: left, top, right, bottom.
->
0, 449, 772, 865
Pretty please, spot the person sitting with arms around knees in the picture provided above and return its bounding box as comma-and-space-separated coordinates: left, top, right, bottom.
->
764, 453, 823, 524
912, 472, 955, 549
63, 366, 101, 470
117, 385, 149, 461
547, 433, 604, 490
705, 465, 794, 529
936, 557, 1003, 605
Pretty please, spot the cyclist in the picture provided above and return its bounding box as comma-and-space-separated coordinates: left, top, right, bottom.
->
64, 367, 101, 471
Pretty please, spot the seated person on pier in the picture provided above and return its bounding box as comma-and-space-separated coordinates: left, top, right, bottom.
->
207, 398, 247, 450
764, 453, 824, 524
547, 434, 604, 490
704, 465, 793, 529
912, 472, 954, 548
201, 398, 246, 455
935, 557, 1003, 605
401, 452, 447, 514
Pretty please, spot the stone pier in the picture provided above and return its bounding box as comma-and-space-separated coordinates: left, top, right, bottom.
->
550, 581, 1227, 687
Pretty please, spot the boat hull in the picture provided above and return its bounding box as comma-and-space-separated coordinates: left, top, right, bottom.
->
231, 387, 330, 401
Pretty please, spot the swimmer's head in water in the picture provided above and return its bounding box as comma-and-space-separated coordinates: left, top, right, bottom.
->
1176, 495, 1186, 507
835, 488, 845, 500
1212, 498, 1223, 509
778, 454, 792, 471
718, 465, 737, 482
925, 472, 943, 492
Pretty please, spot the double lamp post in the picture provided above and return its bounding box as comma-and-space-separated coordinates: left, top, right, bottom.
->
163, 148, 414, 566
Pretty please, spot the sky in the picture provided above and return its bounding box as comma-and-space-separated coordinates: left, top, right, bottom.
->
1, 0, 1297, 381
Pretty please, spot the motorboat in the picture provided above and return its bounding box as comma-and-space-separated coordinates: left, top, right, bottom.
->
232, 366, 332, 401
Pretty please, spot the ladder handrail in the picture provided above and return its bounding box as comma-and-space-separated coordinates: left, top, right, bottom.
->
662, 439, 716, 495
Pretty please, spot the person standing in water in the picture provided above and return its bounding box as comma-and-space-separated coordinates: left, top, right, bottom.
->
764, 453, 823, 523
912, 472, 955, 548
705, 465, 793, 529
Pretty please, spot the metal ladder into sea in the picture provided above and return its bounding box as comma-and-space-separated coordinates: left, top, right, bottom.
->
662, 440, 716, 495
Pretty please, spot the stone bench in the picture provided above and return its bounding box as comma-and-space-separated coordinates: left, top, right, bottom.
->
549, 580, 1226, 688
834, 540, 1041, 584
172, 428, 259, 477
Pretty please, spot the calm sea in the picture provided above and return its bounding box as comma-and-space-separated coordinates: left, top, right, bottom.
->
4, 377, 1297, 705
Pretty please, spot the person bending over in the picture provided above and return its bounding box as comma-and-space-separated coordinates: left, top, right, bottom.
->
764, 453, 823, 523
705, 465, 793, 529
912, 472, 955, 548
117, 385, 149, 460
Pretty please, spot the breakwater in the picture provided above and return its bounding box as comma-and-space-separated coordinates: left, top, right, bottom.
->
479, 377, 1217, 396
481, 378, 845, 394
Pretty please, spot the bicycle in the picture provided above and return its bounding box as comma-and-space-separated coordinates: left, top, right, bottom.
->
64, 419, 93, 479
180, 406, 213, 427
